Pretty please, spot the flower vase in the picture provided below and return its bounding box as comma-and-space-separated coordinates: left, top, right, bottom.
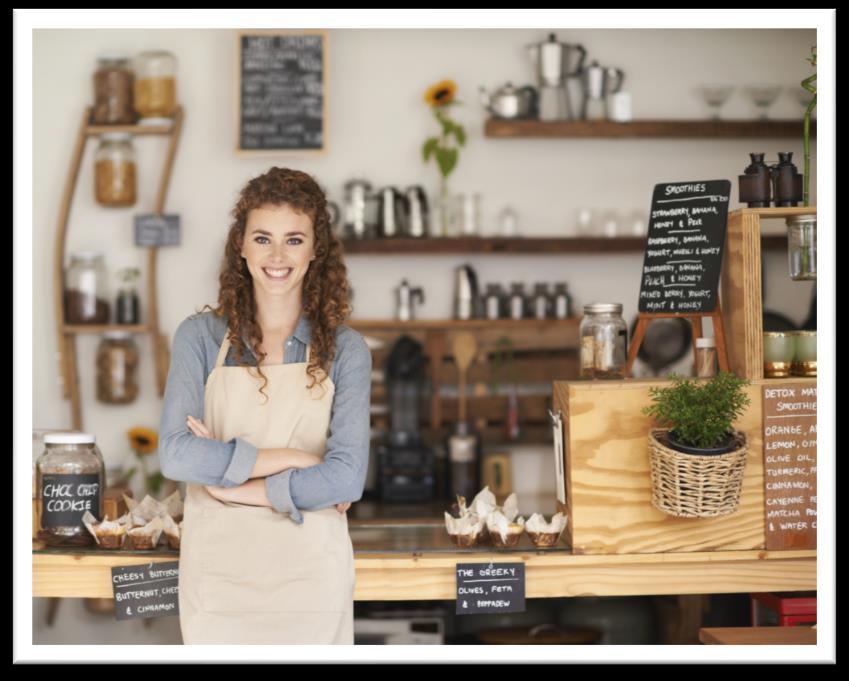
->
435, 179, 453, 238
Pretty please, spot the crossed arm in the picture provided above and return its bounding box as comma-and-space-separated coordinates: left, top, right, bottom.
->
186, 415, 351, 513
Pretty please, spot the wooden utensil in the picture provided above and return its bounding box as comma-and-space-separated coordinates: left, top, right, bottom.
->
452, 332, 477, 423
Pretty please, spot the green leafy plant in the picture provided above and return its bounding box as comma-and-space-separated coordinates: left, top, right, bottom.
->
642, 372, 751, 449
802, 45, 816, 206
422, 79, 466, 188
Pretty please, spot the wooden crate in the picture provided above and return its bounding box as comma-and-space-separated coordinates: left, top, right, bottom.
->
721, 207, 816, 380
552, 377, 816, 555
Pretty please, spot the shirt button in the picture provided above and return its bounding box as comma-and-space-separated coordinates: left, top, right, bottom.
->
286, 341, 292, 346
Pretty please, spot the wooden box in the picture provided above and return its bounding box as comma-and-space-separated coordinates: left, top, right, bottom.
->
552, 377, 815, 555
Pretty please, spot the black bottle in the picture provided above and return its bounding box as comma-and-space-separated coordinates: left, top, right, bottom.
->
771, 151, 804, 207
738, 152, 772, 207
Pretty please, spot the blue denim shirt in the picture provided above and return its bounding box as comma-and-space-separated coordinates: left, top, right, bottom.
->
157, 310, 372, 525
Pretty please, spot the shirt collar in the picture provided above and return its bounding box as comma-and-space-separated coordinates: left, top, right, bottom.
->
232, 310, 311, 348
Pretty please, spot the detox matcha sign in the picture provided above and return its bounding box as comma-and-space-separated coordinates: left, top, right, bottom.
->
456, 562, 525, 615
638, 180, 731, 314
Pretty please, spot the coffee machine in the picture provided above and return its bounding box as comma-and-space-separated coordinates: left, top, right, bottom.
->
377, 336, 436, 501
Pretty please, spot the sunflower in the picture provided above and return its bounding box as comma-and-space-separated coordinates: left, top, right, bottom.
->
424, 79, 457, 107
128, 427, 158, 454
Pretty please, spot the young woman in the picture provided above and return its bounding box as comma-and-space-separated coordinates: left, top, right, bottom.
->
158, 167, 372, 644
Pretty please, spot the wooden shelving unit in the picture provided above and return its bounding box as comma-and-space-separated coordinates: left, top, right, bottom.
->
342, 234, 789, 255
721, 206, 817, 380
53, 106, 184, 430
485, 118, 816, 139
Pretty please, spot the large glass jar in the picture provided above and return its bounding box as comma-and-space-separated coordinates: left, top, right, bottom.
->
36, 433, 105, 547
96, 332, 140, 404
580, 303, 628, 379
95, 133, 136, 206
92, 53, 135, 125
785, 214, 817, 281
134, 50, 177, 121
65, 252, 110, 324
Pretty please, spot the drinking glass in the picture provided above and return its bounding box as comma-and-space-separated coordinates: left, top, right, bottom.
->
746, 84, 782, 120
699, 85, 734, 120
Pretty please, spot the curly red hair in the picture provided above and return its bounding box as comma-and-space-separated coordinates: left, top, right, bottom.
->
199, 167, 351, 401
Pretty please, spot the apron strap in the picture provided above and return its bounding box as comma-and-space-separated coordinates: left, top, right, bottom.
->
215, 332, 232, 368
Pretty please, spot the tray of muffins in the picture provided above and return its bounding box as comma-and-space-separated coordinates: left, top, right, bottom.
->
80, 491, 183, 551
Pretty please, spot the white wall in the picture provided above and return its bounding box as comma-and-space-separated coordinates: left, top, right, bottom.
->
31, 27, 817, 644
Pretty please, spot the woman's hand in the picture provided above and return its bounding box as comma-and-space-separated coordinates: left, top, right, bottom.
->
205, 485, 232, 501
335, 502, 351, 514
187, 415, 213, 439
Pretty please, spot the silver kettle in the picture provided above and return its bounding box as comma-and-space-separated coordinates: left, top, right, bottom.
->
479, 82, 539, 119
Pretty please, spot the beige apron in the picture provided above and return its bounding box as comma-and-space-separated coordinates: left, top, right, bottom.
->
178, 333, 355, 644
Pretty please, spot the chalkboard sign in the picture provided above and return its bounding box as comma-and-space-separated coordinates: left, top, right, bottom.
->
112, 561, 180, 621
236, 30, 327, 153
41, 474, 101, 527
638, 180, 731, 314
134, 213, 180, 247
456, 562, 526, 615
762, 383, 817, 551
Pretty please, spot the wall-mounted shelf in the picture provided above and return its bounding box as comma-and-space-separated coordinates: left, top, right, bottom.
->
342, 235, 789, 255
484, 118, 816, 139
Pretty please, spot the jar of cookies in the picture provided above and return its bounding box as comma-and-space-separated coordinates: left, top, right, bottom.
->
96, 332, 140, 404
92, 52, 135, 125
94, 133, 136, 207
134, 50, 177, 122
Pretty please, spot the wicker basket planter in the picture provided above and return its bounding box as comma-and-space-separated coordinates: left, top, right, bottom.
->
648, 428, 749, 519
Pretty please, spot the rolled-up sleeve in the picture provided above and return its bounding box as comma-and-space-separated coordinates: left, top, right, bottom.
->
265, 330, 372, 524
157, 316, 258, 487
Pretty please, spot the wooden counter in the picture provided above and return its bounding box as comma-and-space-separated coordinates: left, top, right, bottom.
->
699, 626, 816, 645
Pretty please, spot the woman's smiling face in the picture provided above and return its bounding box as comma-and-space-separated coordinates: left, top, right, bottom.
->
241, 203, 316, 297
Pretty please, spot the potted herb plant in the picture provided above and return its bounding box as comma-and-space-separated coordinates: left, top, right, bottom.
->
642, 372, 752, 518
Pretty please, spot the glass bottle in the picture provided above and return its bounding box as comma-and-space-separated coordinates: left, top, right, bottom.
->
771, 152, 803, 207
738, 152, 772, 208
65, 252, 110, 324
36, 433, 105, 547
553, 283, 573, 319
785, 214, 817, 281
96, 332, 140, 404
95, 132, 136, 207
115, 267, 141, 324
532, 283, 551, 320
580, 303, 627, 379
498, 206, 519, 237
508, 283, 527, 320
134, 50, 177, 121
92, 53, 135, 125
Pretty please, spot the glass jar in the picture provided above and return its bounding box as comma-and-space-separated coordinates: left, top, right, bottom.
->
92, 53, 135, 125
96, 332, 140, 404
484, 283, 503, 320
580, 303, 628, 379
553, 283, 573, 319
786, 214, 817, 281
65, 252, 110, 324
532, 283, 551, 320
134, 50, 177, 121
95, 133, 136, 206
115, 267, 141, 325
36, 433, 105, 547
695, 337, 717, 378
508, 283, 527, 320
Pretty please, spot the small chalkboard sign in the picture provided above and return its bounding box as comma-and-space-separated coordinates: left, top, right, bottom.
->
40, 474, 101, 527
134, 214, 180, 247
762, 383, 817, 551
236, 30, 327, 154
638, 180, 731, 315
456, 562, 525, 615
112, 561, 180, 621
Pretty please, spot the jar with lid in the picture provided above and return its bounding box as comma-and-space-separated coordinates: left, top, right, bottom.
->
134, 50, 177, 121
483, 283, 503, 320
65, 252, 110, 324
695, 337, 717, 378
115, 267, 141, 324
508, 283, 528, 320
96, 332, 140, 404
95, 133, 136, 206
532, 283, 552, 320
92, 52, 135, 125
785, 214, 817, 281
580, 303, 628, 379
553, 283, 573, 319
36, 433, 105, 547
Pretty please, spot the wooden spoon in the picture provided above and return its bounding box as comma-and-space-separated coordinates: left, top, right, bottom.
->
452, 332, 477, 423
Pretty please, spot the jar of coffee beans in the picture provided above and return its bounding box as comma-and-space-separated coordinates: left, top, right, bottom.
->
96, 332, 140, 404
65, 252, 110, 324
92, 53, 135, 125
36, 433, 105, 547
95, 132, 136, 206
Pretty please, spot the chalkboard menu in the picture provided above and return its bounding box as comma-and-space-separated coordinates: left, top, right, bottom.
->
762, 383, 817, 551
41, 474, 101, 527
638, 180, 731, 314
237, 31, 327, 153
456, 562, 525, 615
112, 561, 180, 621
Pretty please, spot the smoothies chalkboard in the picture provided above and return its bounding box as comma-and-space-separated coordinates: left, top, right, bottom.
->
236, 31, 327, 153
638, 180, 731, 314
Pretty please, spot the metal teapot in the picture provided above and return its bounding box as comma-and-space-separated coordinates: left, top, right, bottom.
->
479, 82, 538, 119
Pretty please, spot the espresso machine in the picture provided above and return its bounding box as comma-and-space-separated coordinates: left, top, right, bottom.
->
377, 336, 436, 501
526, 33, 586, 121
